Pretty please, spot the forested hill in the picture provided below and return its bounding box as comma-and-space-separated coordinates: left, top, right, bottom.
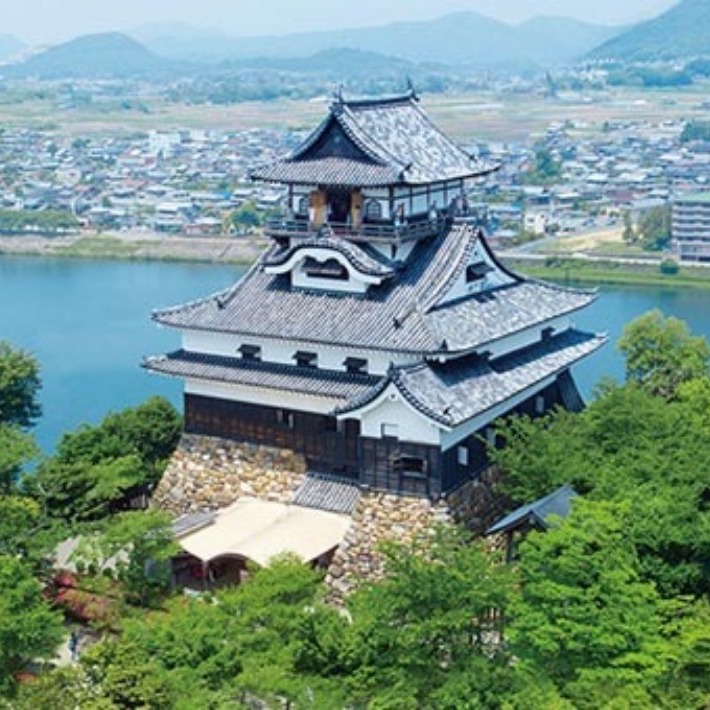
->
1, 32, 186, 79
589, 0, 710, 61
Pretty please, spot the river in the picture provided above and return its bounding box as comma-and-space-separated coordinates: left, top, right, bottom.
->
1, 256, 709, 452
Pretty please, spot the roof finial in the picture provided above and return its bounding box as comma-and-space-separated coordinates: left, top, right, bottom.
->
333, 84, 345, 104
405, 76, 419, 101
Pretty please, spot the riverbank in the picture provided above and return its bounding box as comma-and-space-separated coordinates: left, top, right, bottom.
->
0, 231, 266, 264
503, 255, 710, 290
3, 230, 710, 290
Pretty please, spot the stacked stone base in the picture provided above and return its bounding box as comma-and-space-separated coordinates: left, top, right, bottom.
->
152, 435, 306, 514
153, 435, 506, 602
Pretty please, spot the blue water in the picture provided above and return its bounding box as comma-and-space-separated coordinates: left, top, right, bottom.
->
1, 256, 709, 453
0, 257, 240, 452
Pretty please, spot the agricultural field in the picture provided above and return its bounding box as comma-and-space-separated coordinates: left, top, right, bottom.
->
0, 83, 708, 141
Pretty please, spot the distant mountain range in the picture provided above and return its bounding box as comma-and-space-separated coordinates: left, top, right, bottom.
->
225, 48, 413, 77
3, 3, 710, 82
0, 32, 185, 79
131, 13, 621, 67
590, 0, 710, 61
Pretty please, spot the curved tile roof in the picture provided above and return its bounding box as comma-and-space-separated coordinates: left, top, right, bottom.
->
336, 330, 607, 427
251, 93, 497, 187
144, 350, 381, 402
153, 223, 597, 356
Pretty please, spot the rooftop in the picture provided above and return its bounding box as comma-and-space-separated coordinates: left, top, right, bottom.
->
486, 484, 578, 535
153, 223, 596, 356
251, 91, 496, 187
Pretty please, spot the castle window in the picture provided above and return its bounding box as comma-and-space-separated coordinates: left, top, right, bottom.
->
303, 257, 348, 281
294, 350, 317, 368
277, 409, 294, 428
297, 195, 309, 216
457, 445, 469, 466
392, 455, 426, 478
238, 344, 261, 361
364, 199, 382, 221
344, 357, 368, 375
535, 394, 546, 414
466, 261, 493, 283
485, 427, 497, 448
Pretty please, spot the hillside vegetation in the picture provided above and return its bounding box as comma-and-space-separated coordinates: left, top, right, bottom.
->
590, 0, 710, 61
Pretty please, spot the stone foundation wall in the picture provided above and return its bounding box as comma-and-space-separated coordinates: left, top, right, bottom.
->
153, 436, 507, 603
152, 435, 307, 515
325, 491, 451, 604
445, 466, 509, 535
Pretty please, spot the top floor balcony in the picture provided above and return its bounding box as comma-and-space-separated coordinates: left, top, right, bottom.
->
264, 216, 450, 245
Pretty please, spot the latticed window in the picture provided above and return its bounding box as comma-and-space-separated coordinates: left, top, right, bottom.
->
364, 199, 382, 220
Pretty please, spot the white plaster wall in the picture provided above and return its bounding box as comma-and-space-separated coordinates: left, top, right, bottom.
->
182, 330, 418, 376
185, 378, 336, 414
428, 315, 572, 363
483, 316, 571, 359
355, 388, 442, 445
438, 240, 516, 305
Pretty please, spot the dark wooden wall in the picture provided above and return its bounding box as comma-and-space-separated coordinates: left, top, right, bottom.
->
185, 374, 575, 497
185, 394, 360, 477
359, 437, 442, 497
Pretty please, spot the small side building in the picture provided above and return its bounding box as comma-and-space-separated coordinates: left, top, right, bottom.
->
486, 484, 577, 561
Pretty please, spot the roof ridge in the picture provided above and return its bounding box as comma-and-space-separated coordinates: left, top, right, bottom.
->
421, 222, 480, 314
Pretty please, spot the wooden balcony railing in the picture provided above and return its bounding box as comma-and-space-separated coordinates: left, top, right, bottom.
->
264, 217, 448, 244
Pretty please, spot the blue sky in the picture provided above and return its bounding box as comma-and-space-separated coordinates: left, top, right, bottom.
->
7, 0, 678, 44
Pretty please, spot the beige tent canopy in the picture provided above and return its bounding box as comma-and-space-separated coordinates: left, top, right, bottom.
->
176, 498, 352, 567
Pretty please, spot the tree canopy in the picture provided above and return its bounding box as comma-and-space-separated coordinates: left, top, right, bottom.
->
26, 396, 182, 521
0, 340, 41, 428
618, 309, 709, 398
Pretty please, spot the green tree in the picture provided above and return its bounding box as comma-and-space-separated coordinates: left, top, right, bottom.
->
638, 204, 671, 251
618, 309, 710, 398
74, 510, 179, 606
524, 145, 562, 185
509, 499, 668, 708
27, 397, 182, 521
343, 529, 516, 707
0, 341, 41, 427
0, 555, 64, 695
231, 200, 262, 231
0, 425, 37, 493
622, 209, 636, 244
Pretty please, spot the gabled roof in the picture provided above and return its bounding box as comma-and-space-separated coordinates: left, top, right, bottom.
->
251, 92, 497, 187
486, 484, 578, 535
336, 330, 606, 428
153, 223, 597, 356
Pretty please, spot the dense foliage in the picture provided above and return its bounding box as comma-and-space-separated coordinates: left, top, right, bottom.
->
25, 396, 182, 521
681, 119, 710, 144
0, 208, 79, 235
